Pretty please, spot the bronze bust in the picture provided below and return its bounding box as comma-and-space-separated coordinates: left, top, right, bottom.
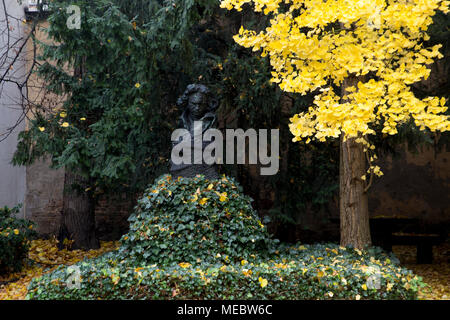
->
170, 84, 219, 179
177, 84, 218, 134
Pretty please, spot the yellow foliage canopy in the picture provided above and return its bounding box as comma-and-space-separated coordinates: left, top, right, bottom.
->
221, 0, 450, 142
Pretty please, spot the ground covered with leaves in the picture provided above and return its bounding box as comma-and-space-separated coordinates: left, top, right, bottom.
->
0, 239, 118, 300
393, 243, 450, 300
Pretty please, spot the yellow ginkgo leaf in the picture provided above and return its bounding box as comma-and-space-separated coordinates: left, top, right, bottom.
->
178, 262, 191, 268
258, 277, 268, 288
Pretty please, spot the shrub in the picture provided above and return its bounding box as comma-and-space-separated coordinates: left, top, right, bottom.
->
26, 175, 426, 300
119, 174, 275, 265
27, 243, 425, 300
0, 204, 36, 274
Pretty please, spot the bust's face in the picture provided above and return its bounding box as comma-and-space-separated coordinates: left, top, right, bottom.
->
188, 92, 208, 118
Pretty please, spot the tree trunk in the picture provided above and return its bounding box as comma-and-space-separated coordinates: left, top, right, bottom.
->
339, 76, 371, 249
57, 56, 98, 250
59, 168, 99, 250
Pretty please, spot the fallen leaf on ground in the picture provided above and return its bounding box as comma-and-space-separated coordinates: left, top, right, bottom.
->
0, 239, 119, 300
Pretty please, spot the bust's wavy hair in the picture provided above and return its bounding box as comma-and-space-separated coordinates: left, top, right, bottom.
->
176, 84, 218, 114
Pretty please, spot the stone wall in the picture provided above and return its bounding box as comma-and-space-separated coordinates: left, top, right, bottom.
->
25, 158, 64, 235
369, 144, 449, 223
94, 194, 136, 241
25, 160, 135, 241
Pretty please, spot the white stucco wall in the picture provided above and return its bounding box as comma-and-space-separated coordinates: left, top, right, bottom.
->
0, 0, 27, 214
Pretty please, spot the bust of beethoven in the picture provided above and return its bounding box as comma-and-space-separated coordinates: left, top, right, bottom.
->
170, 84, 219, 180
177, 84, 218, 134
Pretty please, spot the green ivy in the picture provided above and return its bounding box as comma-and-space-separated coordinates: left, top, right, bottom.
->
120, 174, 276, 265
27, 176, 425, 300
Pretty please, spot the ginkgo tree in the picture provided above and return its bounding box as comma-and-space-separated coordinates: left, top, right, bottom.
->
221, 0, 450, 248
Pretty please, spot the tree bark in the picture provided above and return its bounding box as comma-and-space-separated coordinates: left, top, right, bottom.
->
57, 55, 99, 250
60, 168, 99, 250
339, 76, 371, 249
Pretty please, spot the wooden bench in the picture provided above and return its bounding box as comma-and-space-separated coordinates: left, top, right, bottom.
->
390, 232, 443, 264
329, 217, 447, 263
370, 218, 447, 264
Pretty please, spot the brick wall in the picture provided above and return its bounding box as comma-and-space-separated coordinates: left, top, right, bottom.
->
25, 158, 64, 236
25, 158, 136, 240
94, 194, 136, 241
